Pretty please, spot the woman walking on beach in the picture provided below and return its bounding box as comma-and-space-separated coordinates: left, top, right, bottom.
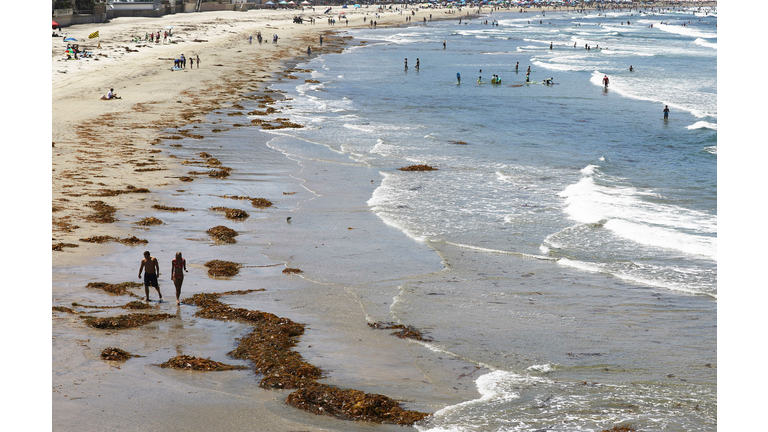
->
171, 252, 188, 305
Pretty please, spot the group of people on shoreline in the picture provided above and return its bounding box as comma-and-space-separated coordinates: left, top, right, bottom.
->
138, 251, 188, 305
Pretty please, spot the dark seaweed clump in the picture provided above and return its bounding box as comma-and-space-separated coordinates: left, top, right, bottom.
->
599, 427, 636, 432
52, 242, 79, 251
398, 164, 438, 172
82, 312, 174, 329
152, 204, 186, 212
210, 207, 249, 220
282, 268, 302, 275
207, 225, 238, 244
135, 217, 163, 226
251, 198, 273, 208
158, 355, 248, 371
86, 281, 143, 297
85, 201, 117, 223
287, 384, 430, 425
204, 260, 241, 277
101, 347, 140, 361
368, 322, 433, 342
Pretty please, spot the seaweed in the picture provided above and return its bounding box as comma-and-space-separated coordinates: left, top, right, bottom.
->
101, 347, 140, 362
251, 198, 273, 208
398, 164, 438, 172
210, 207, 249, 220
91, 186, 151, 197
135, 217, 163, 226
204, 260, 241, 277
82, 312, 174, 329
117, 236, 149, 246
124, 301, 155, 310
179, 176, 195, 182
599, 428, 636, 432
207, 225, 238, 244
367, 322, 433, 342
86, 281, 143, 297
52, 242, 79, 251
80, 235, 116, 243
53, 306, 81, 315
208, 167, 232, 179
157, 355, 248, 372
85, 201, 117, 223
286, 384, 430, 425
152, 204, 187, 212
283, 268, 303, 275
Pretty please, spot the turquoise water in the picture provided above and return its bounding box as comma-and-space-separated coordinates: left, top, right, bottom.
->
161, 6, 717, 431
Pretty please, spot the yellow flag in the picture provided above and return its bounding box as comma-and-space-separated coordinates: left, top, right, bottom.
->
89, 31, 99, 39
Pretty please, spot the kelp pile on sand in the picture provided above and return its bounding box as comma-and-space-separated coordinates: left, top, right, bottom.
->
152, 204, 186, 212
91, 185, 151, 197
286, 385, 429, 425
79, 235, 148, 246
157, 355, 248, 372
398, 164, 438, 172
182, 292, 429, 425
282, 268, 302, 275
101, 347, 141, 362
251, 198, 273, 208
251, 118, 304, 130
86, 281, 143, 298
207, 225, 238, 244
210, 207, 249, 220
82, 312, 174, 329
135, 217, 163, 226
218, 195, 273, 209
367, 322, 433, 342
599, 427, 636, 432
85, 201, 117, 223
204, 260, 241, 277
52, 242, 79, 251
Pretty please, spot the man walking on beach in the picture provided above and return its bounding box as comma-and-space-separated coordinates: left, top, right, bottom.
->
139, 251, 162, 302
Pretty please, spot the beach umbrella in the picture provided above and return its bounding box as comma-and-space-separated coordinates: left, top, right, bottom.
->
265, 1, 275, 4
165, 26, 173, 29
52, 20, 59, 29
279, 1, 288, 4
301, 1, 311, 4
64, 37, 78, 42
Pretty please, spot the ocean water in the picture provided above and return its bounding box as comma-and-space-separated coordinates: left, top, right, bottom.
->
165, 6, 716, 432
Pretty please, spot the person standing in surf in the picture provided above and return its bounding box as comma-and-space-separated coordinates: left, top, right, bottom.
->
603, 75, 609, 87
170, 252, 188, 305
139, 251, 162, 302
663, 105, 670, 119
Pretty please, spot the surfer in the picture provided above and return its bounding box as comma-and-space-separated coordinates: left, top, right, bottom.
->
416, 58, 420, 70
526, 71, 530, 82
478, 75, 482, 84
515, 62, 519, 73
457, 72, 461, 84
404, 58, 408, 70
663, 105, 670, 119
629, 65, 634, 72
550, 42, 553, 50
602, 75, 609, 87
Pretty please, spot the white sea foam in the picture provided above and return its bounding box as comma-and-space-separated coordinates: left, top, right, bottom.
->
687, 121, 717, 131
694, 38, 717, 49
655, 23, 717, 39
703, 146, 717, 155
558, 171, 717, 259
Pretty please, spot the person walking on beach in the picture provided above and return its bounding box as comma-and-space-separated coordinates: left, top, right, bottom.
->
139, 251, 162, 302
308, 46, 312, 56
320, 35, 323, 46
663, 105, 670, 119
170, 252, 188, 305
603, 74, 609, 88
